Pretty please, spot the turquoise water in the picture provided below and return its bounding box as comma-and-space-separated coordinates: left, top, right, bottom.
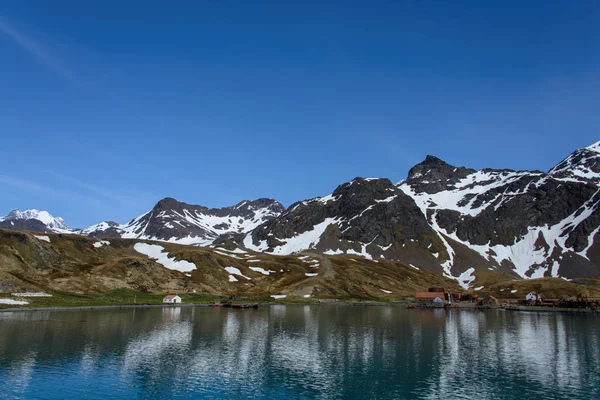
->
0, 306, 598, 399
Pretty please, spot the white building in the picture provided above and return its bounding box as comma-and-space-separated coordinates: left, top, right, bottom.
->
525, 291, 541, 302
163, 295, 182, 304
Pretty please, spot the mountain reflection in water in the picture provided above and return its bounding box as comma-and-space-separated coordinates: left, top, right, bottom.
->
0, 306, 598, 399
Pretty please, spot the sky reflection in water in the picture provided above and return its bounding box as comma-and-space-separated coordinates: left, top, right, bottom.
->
0, 306, 598, 399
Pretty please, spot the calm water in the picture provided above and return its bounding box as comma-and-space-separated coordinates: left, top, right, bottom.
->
0, 306, 598, 400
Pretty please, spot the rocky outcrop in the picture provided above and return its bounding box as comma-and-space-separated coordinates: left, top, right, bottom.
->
398, 142, 600, 279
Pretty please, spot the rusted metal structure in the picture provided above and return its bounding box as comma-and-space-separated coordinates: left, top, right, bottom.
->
461, 294, 479, 302
428, 287, 447, 293
478, 296, 500, 308
416, 292, 445, 301
450, 292, 462, 302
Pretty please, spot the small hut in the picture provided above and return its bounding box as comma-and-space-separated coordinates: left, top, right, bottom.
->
163, 295, 182, 304
525, 291, 542, 304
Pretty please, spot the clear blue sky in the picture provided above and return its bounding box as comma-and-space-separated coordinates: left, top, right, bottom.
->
1, 0, 599, 228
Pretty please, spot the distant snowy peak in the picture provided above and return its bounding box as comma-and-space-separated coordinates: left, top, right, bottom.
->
80, 221, 123, 238
83, 197, 286, 245
81, 221, 120, 233
0, 209, 71, 233
549, 140, 600, 183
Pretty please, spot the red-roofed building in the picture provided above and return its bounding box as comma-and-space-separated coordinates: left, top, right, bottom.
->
163, 295, 182, 304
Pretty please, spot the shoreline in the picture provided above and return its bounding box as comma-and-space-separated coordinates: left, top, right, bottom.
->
0, 303, 211, 313
501, 305, 599, 314
1, 301, 598, 314
0, 300, 402, 313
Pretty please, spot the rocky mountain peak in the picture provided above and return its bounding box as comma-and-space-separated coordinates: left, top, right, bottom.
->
585, 140, 600, 152
332, 177, 395, 200
4, 139, 600, 284
154, 197, 182, 210
405, 156, 476, 194
422, 155, 447, 165
233, 198, 286, 215
549, 140, 600, 183
81, 196, 286, 245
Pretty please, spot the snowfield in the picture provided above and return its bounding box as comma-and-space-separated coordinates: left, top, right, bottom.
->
249, 266, 275, 275
134, 243, 197, 272
244, 218, 340, 255
457, 267, 476, 290
0, 298, 29, 305
224, 266, 251, 280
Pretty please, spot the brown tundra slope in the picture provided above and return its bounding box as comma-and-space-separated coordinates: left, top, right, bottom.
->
1, 229, 599, 300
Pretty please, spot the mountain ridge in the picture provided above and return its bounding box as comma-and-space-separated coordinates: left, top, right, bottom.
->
3, 140, 600, 288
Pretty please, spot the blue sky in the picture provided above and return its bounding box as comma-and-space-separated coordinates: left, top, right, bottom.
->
1, 1, 599, 228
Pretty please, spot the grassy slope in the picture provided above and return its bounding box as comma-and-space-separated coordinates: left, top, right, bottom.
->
1, 228, 599, 309
0, 289, 222, 309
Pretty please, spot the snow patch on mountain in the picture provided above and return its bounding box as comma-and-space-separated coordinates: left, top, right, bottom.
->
86, 198, 285, 246
249, 266, 275, 275
457, 267, 476, 290
224, 266, 251, 280
401, 144, 600, 280
400, 170, 544, 217
80, 221, 118, 235
549, 140, 600, 183
134, 243, 197, 272
436, 189, 600, 278
245, 218, 340, 255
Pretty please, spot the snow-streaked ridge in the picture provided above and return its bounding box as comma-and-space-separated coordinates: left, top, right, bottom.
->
400, 142, 600, 281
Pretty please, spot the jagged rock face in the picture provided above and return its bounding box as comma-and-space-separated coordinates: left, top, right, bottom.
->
404, 155, 476, 194
243, 178, 460, 271
399, 143, 600, 279
549, 141, 600, 183
84, 197, 286, 245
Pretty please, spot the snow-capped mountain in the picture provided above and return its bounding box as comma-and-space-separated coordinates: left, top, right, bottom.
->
240, 141, 600, 282
242, 177, 452, 269
0, 209, 71, 233
83, 197, 286, 245
2, 140, 600, 284
398, 151, 600, 280
549, 140, 600, 183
